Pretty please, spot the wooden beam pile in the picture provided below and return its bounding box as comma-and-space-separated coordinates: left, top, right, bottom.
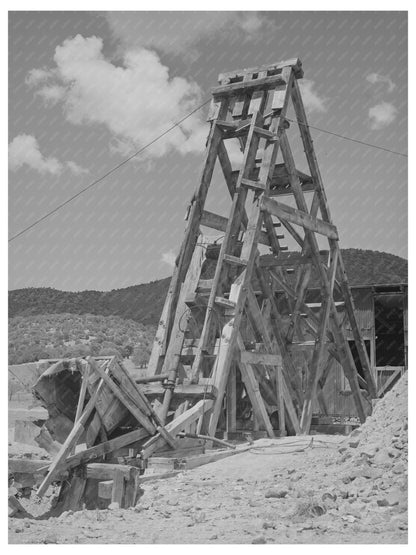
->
31, 355, 212, 511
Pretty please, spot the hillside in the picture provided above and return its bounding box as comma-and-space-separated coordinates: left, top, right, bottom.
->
9, 278, 170, 326
8, 313, 155, 365
8, 249, 407, 327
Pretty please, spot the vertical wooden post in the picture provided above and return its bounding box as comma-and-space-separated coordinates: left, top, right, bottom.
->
225, 363, 237, 438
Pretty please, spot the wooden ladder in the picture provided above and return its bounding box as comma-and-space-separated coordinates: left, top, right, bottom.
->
147, 58, 377, 444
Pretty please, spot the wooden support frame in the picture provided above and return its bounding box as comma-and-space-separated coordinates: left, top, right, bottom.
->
146, 58, 373, 443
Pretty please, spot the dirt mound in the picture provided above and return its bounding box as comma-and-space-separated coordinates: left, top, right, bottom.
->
334, 372, 408, 521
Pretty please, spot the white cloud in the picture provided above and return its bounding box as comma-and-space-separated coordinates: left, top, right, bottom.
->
369, 102, 398, 130
161, 250, 177, 268
298, 80, 327, 113
28, 35, 207, 159
9, 134, 88, 176
366, 72, 396, 93
36, 85, 66, 105
224, 139, 243, 168
25, 67, 56, 87
237, 12, 265, 36
66, 161, 89, 176
9, 134, 63, 175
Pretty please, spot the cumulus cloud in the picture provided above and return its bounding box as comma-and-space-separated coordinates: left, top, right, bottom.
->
27, 35, 207, 159
25, 67, 57, 87
366, 72, 396, 93
36, 85, 66, 105
9, 134, 88, 176
66, 161, 89, 176
369, 102, 398, 130
161, 250, 177, 268
9, 134, 63, 175
236, 12, 265, 36
298, 79, 327, 113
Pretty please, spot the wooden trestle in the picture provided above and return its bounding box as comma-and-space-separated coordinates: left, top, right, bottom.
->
146, 58, 377, 452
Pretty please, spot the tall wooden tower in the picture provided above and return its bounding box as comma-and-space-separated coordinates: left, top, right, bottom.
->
146, 58, 377, 445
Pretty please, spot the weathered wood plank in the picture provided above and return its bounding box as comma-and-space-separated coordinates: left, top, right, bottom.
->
37, 377, 104, 497
237, 339, 275, 438
261, 196, 339, 240
240, 352, 283, 366
86, 463, 137, 481
141, 399, 214, 460
88, 358, 156, 435
111, 469, 125, 507
218, 58, 303, 84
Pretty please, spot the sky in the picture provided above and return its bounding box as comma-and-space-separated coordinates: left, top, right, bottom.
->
8, 11, 407, 292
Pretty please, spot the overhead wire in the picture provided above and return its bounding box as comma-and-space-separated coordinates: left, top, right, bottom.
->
8, 98, 212, 243
8, 97, 407, 244
285, 116, 407, 158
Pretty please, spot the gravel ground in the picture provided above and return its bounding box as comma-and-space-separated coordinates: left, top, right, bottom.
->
9, 374, 408, 544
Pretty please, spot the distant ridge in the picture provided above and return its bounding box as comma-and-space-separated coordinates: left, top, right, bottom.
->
9, 249, 407, 327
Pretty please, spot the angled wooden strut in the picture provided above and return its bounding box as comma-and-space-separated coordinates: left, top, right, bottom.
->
147, 58, 376, 443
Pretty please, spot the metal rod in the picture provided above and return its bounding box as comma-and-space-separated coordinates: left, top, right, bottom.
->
177, 431, 235, 449
134, 374, 169, 384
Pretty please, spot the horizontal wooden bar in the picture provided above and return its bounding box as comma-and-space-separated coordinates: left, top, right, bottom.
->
135, 374, 169, 384
218, 58, 303, 83
86, 463, 138, 481
261, 197, 339, 240
212, 74, 287, 97
201, 210, 271, 247
223, 254, 247, 266
240, 351, 282, 366
253, 126, 277, 140
306, 302, 344, 308
140, 383, 217, 399
9, 459, 51, 475
241, 178, 266, 191
260, 253, 311, 267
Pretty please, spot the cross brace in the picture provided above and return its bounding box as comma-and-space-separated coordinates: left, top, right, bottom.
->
147, 58, 376, 446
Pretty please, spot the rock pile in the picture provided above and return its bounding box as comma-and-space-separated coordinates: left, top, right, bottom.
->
328, 372, 408, 530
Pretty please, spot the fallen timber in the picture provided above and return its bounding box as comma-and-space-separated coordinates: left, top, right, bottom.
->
14, 355, 231, 512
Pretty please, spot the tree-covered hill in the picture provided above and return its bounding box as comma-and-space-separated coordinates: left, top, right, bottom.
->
8, 313, 155, 365
9, 277, 170, 326
8, 250, 407, 328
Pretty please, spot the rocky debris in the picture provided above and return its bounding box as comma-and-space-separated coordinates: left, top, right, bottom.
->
324, 373, 408, 529
8, 374, 408, 544
252, 536, 267, 544
264, 488, 288, 499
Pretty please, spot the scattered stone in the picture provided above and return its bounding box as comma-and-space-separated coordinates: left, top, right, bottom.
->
348, 440, 360, 449
192, 511, 206, 524
265, 488, 288, 499
108, 502, 120, 510
252, 536, 267, 544
42, 534, 58, 543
